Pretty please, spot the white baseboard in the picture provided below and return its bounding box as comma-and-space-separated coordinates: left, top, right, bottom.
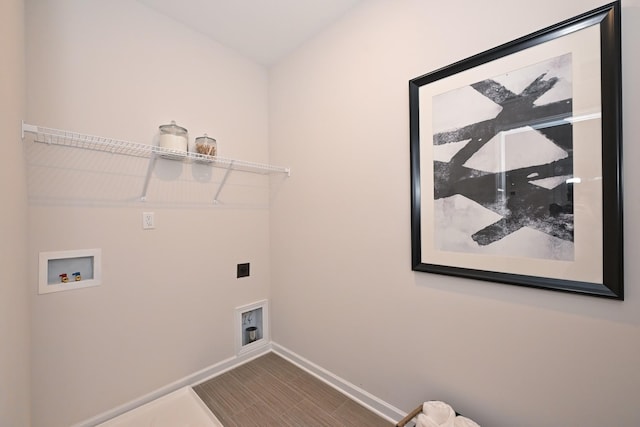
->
271, 342, 406, 424
72, 343, 272, 427
75, 341, 406, 426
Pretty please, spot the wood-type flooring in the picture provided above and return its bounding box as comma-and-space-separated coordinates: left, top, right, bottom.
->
193, 352, 392, 426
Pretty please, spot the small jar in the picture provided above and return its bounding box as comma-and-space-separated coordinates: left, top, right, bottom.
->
195, 134, 217, 156
158, 120, 188, 152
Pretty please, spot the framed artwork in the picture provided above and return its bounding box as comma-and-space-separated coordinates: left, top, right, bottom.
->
409, 2, 623, 298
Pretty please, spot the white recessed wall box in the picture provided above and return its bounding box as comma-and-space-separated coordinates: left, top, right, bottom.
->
38, 248, 102, 294
235, 299, 269, 355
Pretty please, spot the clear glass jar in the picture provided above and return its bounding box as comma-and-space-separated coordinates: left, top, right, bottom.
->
195, 134, 217, 156
158, 120, 188, 152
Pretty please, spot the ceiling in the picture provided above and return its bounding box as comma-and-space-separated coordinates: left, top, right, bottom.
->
136, 0, 365, 66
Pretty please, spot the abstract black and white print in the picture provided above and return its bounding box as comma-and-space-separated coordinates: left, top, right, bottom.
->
432, 53, 574, 261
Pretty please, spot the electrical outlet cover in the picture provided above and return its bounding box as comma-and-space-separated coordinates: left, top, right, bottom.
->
237, 263, 250, 278
142, 212, 155, 229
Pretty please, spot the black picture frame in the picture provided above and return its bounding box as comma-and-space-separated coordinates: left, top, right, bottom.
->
409, 2, 622, 299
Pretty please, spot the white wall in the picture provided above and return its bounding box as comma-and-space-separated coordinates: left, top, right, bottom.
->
269, 0, 640, 426
26, 1, 272, 426
0, 1, 31, 426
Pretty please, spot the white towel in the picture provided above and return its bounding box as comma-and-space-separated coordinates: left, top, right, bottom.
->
421, 401, 456, 427
454, 415, 480, 427
416, 413, 440, 427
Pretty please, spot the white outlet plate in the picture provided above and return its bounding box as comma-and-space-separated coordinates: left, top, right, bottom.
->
142, 212, 155, 229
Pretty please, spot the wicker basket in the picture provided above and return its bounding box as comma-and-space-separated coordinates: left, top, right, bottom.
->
396, 404, 424, 427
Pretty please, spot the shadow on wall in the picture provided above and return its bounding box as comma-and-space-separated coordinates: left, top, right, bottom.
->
24, 134, 274, 209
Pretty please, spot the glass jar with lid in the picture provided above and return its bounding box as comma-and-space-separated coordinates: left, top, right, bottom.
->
195, 134, 217, 157
158, 120, 188, 152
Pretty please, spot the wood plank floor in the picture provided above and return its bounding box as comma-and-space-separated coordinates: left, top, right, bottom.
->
193, 352, 392, 426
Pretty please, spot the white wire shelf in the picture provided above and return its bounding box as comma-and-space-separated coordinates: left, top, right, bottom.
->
22, 122, 290, 203
22, 122, 290, 175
